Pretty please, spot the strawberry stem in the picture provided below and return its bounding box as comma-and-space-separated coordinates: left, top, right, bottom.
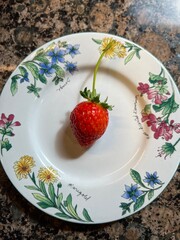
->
92, 41, 115, 97
80, 40, 115, 110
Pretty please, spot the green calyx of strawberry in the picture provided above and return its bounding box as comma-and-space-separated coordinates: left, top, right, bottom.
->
80, 41, 115, 111
80, 87, 113, 110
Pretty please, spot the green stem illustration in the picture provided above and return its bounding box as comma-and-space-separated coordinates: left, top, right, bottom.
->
164, 93, 175, 123
173, 138, 180, 147
0, 133, 5, 155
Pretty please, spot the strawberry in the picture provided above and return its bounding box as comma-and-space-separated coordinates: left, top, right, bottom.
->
70, 40, 116, 147
70, 100, 109, 147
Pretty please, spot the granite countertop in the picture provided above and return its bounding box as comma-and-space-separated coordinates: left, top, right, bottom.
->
0, 0, 180, 239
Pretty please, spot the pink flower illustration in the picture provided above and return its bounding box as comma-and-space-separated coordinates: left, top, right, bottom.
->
137, 68, 179, 159
0, 113, 21, 128
141, 112, 179, 142
137, 82, 150, 94
0, 113, 21, 155
146, 89, 168, 105
141, 113, 157, 132
154, 121, 173, 141
173, 123, 180, 133
137, 82, 169, 105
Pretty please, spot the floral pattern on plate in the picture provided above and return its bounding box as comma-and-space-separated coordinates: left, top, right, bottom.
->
92, 37, 141, 64
0, 113, 21, 155
10, 41, 80, 98
137, 68, 180, 159
13, 155, 93, 223
119, 169, 164, 215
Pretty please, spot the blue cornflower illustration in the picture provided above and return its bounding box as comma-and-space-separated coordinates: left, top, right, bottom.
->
39, 63, 56, 77
20, 72, 29, 83
66, 44, 80, 58
65, 62, 77, 74
121, 184, 143, 202
47, 47, 66, 64
143, 172, 162, 188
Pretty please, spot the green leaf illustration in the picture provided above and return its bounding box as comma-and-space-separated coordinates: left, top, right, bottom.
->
135, 49, 141, 59
52, 76, 63, 85
44, 42, 56, 53
56, 193, 63, 209
27, 84, 42, 97
5, 129, 14, 136
130, 169, 148, 189
37, 201, 51, 209
19, 66, 28, 76
142, 104, 151, 114
133, 194, 145, 211
32, 193, 54, 207
33, 55, 49, 64
31, 172, 36, 185
23, 62, 39, 80
1, 139, 12, 152
125, 42, 134, 49
63, 200, 68, 207
124, 51, 136, 65
83, 208, 93, 222
119, 202, 131, 215
25, 185, 40, 191
53, 64, 65, 78
55, 212, 72, 219
92, 38, 102, 45
58, 41, 68, 48
125, 43, 141, 61
39, 180, 48, 197
48, 183, 56, 203
122, 210, 126, 215
0, 129, 4, 134
148, 189, 154, 200
149, 72, 167, 85
39, 74, 47, 84
66, 194, 81, 220
35, 48, 44, 56
153, 94, 179, 117
11, 75, 19, 96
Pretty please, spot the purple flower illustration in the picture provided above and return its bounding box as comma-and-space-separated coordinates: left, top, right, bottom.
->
66, 44, 80, 58
121, 184, 143, 202
47, 47, 66, 64
120, 169, 164, 215
20, 72, 29, 83
65, 62, 78, 74
39, 63, 56, 77
143, 172, 162, 188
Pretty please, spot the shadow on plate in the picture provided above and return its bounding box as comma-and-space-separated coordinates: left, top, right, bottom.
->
55, 112, 88, 160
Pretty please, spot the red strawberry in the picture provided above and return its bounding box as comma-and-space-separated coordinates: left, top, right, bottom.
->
70, 40, 115, 147
70, 101, 109, 146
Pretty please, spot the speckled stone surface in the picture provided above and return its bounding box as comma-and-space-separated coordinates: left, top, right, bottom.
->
0, 0, 180, 239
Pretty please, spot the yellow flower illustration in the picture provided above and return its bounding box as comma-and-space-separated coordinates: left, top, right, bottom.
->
115, 42, 127, 58
14, 155, 35, 180
99, 37, 126, 59
37, 167, 59, 184
99, 37, 118, 58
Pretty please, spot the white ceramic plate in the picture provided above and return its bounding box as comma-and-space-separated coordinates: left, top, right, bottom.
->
0, 32, 179, 224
